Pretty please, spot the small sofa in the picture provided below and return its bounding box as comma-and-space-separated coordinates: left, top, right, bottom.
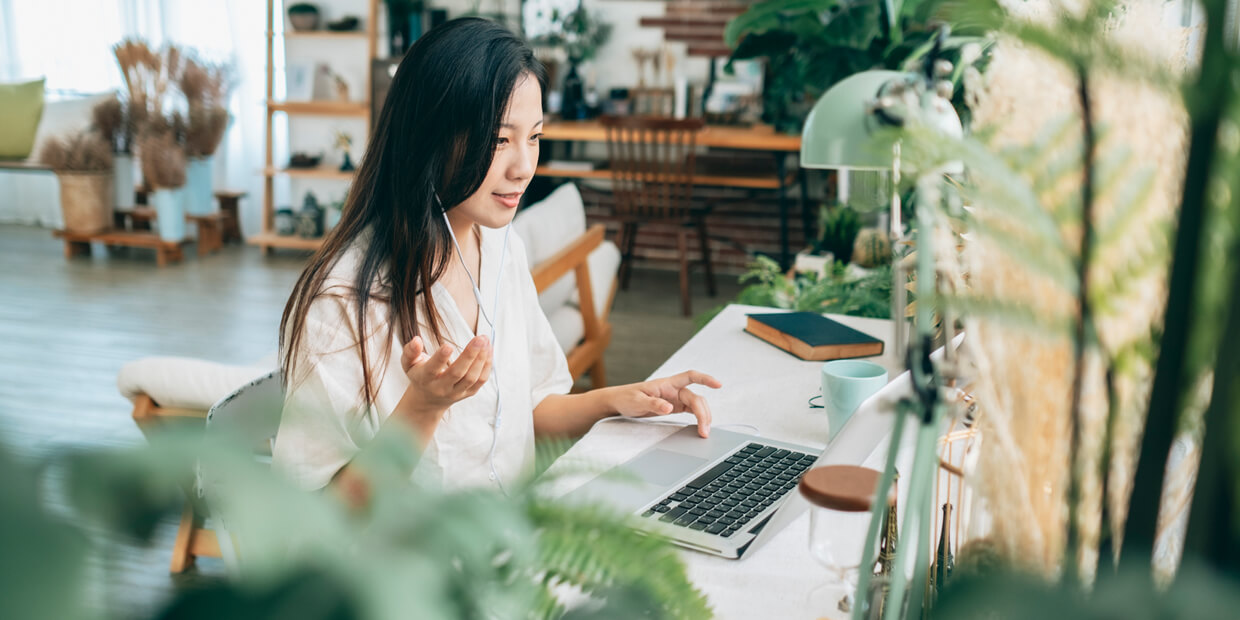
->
0, 84, 114, 227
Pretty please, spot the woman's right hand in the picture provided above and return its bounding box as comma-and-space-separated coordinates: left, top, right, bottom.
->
395, 334, 492, 427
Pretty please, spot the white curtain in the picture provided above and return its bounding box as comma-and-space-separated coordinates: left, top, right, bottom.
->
0, 0, 267, 231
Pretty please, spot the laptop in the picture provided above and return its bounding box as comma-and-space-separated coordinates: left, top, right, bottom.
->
561, 371, 906, 560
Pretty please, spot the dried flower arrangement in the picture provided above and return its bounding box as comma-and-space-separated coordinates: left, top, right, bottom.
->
180, 57, 233, 157
138, 128, 187, 189
114, 38, 186, 126
37, 131, 114, 173
941, 0, 1194, 581
90, 95, 136, 155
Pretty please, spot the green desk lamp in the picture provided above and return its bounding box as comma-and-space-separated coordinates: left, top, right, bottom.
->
800, 63, 966, 620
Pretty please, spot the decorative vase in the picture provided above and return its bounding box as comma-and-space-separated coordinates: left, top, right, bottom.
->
58, 172, 113, 234
561, 61, 585, 120
297, 191, 324, 239
288, 4, 319, 31
185, 157, 215, 215
151, 187, 186, 241
387, 3, 424, 56
113, 154, 135, 211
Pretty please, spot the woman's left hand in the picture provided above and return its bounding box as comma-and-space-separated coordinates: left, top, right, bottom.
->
612, 370, 722, 438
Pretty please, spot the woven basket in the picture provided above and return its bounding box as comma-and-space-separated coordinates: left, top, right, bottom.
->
59, 172, 113, 234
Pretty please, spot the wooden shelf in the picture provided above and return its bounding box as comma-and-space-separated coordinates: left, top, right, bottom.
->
248, 232, 325, 251
264, 167, 355, 181
268, 100, 369, 116
263, 0, 378, 258
271, 30, 367, 40
536, 165, 795, 190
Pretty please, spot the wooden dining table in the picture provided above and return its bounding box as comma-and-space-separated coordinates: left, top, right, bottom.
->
538, 120, 810, 270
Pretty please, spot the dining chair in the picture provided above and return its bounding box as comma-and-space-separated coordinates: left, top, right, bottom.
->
599, 115, 716, 316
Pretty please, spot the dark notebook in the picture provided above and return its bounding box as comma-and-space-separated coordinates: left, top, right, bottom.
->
744, 312, 884, 361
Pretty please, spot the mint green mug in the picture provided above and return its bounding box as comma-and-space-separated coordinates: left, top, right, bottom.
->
821, 360, 888, 441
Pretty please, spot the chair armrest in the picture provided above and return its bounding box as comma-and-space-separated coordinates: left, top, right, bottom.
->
531, 224, 605, 293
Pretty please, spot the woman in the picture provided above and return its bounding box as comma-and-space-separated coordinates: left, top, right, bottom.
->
273, 18, 720, 497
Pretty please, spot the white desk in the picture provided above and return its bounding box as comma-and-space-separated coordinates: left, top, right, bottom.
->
548, 304, 918, 619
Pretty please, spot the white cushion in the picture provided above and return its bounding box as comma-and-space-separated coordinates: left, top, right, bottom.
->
117, 356, 274, 411
544, 305, 585, 354
513, 183, 586, 317
580, 239, 621, 315
29, 92, 114, 162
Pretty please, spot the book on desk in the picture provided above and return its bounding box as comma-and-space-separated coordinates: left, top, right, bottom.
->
744, 312, 884, 361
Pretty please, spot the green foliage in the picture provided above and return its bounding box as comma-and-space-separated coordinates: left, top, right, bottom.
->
2, 428, 709, 620
815, 204, 862, 263
528, 6, 612, 63
736, 254, 893, 318
934, 559, 1240, 619
724, 0, 993, 132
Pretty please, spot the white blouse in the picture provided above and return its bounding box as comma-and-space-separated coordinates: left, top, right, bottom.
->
272, 225, 573, 492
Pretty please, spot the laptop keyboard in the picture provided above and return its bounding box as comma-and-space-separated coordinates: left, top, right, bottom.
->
640, 443, 817, 538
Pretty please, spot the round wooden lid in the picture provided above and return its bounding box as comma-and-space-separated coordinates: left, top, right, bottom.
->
798, 465, 885, 512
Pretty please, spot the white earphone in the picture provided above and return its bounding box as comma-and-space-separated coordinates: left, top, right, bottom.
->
434, 190, 513, 494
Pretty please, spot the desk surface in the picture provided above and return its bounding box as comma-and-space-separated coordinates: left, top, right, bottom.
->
542, 120, 803, 152
547, 304, 916, 619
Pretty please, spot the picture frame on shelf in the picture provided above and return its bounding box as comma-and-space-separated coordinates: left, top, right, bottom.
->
285, 61, 314, 101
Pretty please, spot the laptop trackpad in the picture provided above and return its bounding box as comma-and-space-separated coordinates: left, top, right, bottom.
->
632, 450, 707, 486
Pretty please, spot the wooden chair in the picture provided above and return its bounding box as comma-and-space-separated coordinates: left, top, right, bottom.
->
600, 115, 716, 316
130, 395, 222, 573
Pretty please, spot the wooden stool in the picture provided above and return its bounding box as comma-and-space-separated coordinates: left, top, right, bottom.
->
53, 229, 189, 267
214, 190, 246, 243
128, 207, 223, 256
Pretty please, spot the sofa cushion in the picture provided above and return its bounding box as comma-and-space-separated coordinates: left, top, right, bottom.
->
544, 305, 585, 354
30, 91, 115, 162
0, 79, 45, 159
512, 183, 587, 316
118, 356, 275, 411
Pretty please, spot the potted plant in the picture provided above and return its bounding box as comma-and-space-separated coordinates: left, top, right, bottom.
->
91, 95, 136, 212
527, 1, 611, 120
180, 58, 233, 216
796, 204, 862, 278
38, 131, 115, 234
287, 3, 320, 31
724, 0, 992, 133
138, 127, 187, 242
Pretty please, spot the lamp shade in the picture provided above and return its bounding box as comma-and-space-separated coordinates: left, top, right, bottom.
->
800, 70, 907, 170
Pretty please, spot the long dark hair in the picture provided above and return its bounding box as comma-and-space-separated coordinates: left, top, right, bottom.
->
280, 18, 547, 410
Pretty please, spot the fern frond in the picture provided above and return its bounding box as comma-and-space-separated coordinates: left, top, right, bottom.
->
1089, 226, 1172, 315
960, 215, 1078, 291
1095, 168, 1158, 251
528, 500, 712, 619
940, 293, 1075, 339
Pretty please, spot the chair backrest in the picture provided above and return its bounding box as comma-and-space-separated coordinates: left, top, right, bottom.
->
600, 115, 705, 222
628, 87, 675, 116
205, 369, 284, 458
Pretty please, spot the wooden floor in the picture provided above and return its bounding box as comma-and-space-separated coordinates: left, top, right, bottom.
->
0, 223, 741, 617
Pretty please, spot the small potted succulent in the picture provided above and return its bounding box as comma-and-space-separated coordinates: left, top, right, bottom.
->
795, 204, 861, 279
39, 131, 115, 234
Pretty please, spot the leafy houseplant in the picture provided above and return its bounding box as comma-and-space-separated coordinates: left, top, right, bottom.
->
527, 1, 612, 119
5, 427, 711, 620
736, 254, 894, 319
815, 204, 862, 264
724, 0, 992, 133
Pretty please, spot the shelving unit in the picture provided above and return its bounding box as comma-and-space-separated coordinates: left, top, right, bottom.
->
256, 0, 379, 253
